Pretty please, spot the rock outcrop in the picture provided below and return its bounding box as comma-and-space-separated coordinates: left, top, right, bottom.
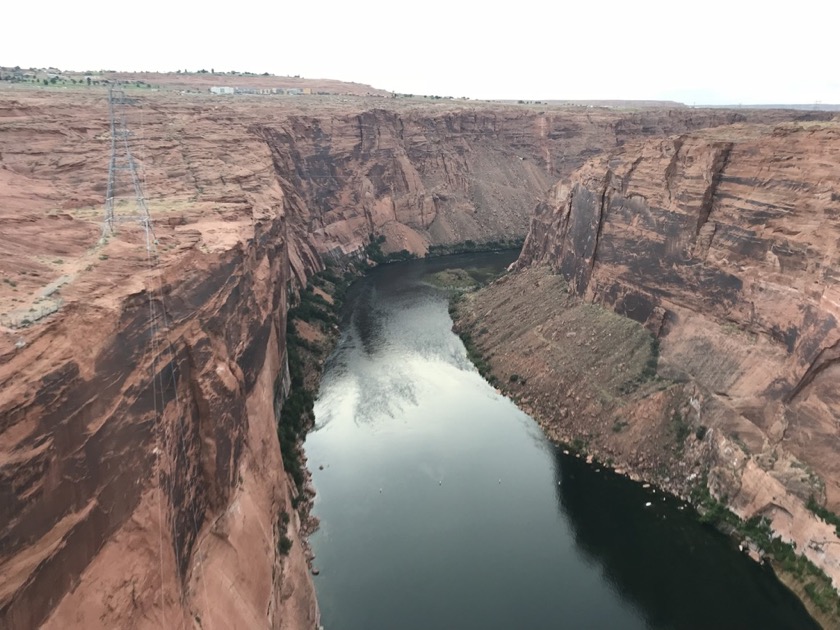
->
493, 121, 840, 596
0, 90, 324, 629
0, 84, 834, 629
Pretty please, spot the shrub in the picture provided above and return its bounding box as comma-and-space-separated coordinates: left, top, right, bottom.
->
672, 411, 691, 448
277, 532, 293, 555
807, 495, 840, 538
571, 437, 587, 454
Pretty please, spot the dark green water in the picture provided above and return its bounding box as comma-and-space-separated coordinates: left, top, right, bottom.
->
304, 252, 818, 630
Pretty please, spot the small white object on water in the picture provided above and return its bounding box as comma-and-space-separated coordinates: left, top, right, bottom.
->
439, 481, 442, 486
379, 488, 382, 493
498, 479, 502, 484
645, 502, 652, 507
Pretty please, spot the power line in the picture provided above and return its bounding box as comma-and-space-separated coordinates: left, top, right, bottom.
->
103, 84, 154, 245
103, 82, 213, 629
103, 83, 185, 625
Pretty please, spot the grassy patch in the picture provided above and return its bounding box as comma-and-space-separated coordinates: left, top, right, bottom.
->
426, 268, 477, 290
618, 336, 660, 394
275, 357, 313, 493
287, 286, 338, 327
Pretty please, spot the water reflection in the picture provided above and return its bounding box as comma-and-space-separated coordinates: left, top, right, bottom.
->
553, 453, 819, 629
306, 251, 819, 630
327, 260, 487, 426
348, 283, 385, 356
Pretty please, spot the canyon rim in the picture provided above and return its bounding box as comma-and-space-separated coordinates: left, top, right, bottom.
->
1, 73, 839, 628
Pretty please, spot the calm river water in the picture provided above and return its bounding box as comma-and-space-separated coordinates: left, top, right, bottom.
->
304, 252, 817, 630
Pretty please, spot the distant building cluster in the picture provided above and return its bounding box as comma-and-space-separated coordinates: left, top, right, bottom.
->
209, 86, 311, 96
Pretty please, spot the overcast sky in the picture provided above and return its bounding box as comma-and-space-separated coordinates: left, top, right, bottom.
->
4, 0, 839, 104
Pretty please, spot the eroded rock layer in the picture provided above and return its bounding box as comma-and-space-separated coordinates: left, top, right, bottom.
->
0, 86, 833, 629
258, 107, 833, 257
506, 121, 840, 590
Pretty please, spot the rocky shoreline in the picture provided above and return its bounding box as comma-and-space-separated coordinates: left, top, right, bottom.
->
453, 265, 840, 628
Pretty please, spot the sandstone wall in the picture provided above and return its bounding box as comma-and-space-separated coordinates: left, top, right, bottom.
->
0, 91, 324, 629
0, 180, 321, 628
0, 87, 833, 628
515, 121, 840, 588
257, 106, 832, 257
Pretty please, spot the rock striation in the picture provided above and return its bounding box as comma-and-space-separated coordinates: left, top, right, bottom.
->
506, 121, 840, 599
259, 106, 833, 257
0, 84, 834, 628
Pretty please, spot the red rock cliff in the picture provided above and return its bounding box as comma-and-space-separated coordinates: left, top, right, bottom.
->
518, 121, 840, 590
0, 91, 325, 629
0, 87, 833, 628
259, 106, 831, 256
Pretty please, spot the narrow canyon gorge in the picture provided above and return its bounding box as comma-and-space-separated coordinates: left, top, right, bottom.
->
0, 85, 838, 628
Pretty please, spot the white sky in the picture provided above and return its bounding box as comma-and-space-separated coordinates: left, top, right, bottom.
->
4, 0, 839, 104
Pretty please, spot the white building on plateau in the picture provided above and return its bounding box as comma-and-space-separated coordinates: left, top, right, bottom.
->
209, 86, 235, 95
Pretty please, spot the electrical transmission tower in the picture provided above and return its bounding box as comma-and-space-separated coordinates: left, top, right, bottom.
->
103, 83, 155, 251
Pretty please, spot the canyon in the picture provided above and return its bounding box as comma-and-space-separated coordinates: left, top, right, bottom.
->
456, 120, 840, 623
0, 80, 837, 628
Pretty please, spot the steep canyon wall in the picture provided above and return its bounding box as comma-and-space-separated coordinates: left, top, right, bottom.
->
258, 106, 830, 257
499, 121, 840, 593
0, 88, 833, 628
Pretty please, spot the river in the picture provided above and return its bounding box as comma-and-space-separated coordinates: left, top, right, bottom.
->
303, 251, 818, 630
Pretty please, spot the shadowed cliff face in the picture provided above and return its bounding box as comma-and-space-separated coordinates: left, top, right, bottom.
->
0, 87, 836, 629
513, 121, 840, 592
